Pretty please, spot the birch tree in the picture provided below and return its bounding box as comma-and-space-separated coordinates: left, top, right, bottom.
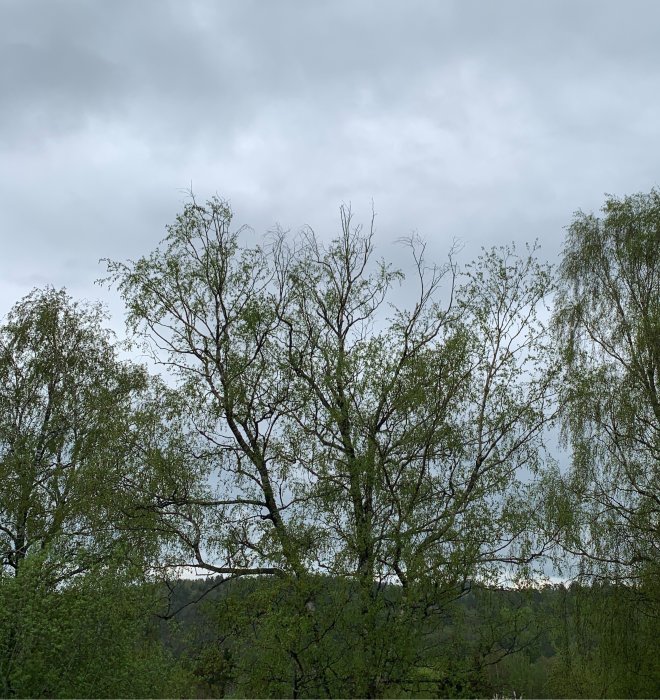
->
554, 190, 660, 585
106, 196, 559, 695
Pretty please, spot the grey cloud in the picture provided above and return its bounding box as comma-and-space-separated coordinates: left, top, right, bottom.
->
4, 0, 660, 156
0, 40, 122, 142
1, 0, 660, 322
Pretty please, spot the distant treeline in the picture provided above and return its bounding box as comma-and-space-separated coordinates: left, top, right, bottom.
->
153, 575, 659, 698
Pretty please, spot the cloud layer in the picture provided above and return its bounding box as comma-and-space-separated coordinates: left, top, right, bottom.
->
2, 0, 659, 323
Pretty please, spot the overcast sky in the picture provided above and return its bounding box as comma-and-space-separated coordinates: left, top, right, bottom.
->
2, 0, 659, 330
